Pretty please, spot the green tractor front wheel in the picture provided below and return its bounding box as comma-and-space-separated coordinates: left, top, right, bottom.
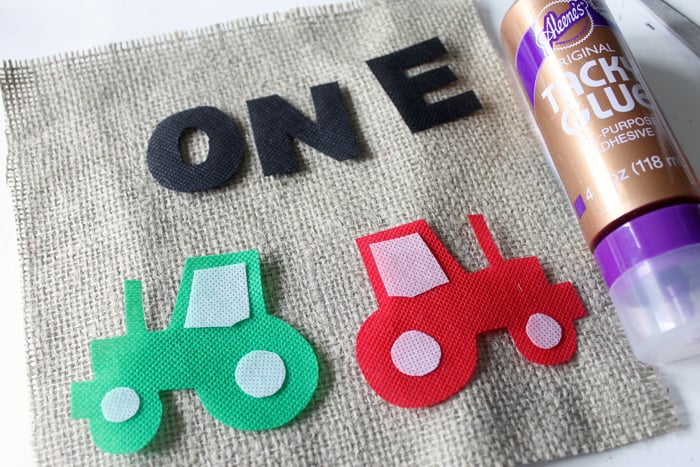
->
73, 381, 163, 454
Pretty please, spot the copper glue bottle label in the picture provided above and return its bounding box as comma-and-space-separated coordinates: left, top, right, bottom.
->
501, 0, 700, 249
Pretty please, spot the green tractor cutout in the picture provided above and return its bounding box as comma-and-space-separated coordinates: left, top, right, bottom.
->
71, 251, 319, 454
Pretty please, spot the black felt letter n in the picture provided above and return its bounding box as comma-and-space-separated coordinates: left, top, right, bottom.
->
247, 82, 359, 176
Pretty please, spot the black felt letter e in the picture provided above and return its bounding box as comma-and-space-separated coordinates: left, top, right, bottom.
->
367, 37, 481, 132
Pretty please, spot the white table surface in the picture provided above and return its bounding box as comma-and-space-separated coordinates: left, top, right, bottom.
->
1, 1, 698, 465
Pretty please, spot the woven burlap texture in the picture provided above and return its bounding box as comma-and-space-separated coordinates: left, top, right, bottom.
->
1, 0, 679, 465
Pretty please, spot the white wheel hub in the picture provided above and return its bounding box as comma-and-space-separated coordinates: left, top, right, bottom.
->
235, 350, 286, 398
526, 313, 563, 349
391, 330, 442, 376
101, 387, 140, 423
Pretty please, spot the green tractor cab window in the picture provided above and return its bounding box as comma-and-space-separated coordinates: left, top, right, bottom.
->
71, 251, 319, 454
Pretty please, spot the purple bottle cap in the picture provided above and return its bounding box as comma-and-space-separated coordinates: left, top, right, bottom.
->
594, 204, 700, 287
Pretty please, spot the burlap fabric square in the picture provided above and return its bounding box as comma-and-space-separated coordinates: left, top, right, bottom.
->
1, 0, 679, 464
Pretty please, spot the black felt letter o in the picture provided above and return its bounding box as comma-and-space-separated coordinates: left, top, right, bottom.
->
147, 106, 244, 192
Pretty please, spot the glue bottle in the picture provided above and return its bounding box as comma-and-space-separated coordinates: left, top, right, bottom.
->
497, 0, 700, 363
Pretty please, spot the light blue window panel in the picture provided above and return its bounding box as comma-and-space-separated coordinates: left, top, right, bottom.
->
184, 262, 250, 328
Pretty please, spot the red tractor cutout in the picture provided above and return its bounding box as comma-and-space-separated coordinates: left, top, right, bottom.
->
355, 215, 586, 408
